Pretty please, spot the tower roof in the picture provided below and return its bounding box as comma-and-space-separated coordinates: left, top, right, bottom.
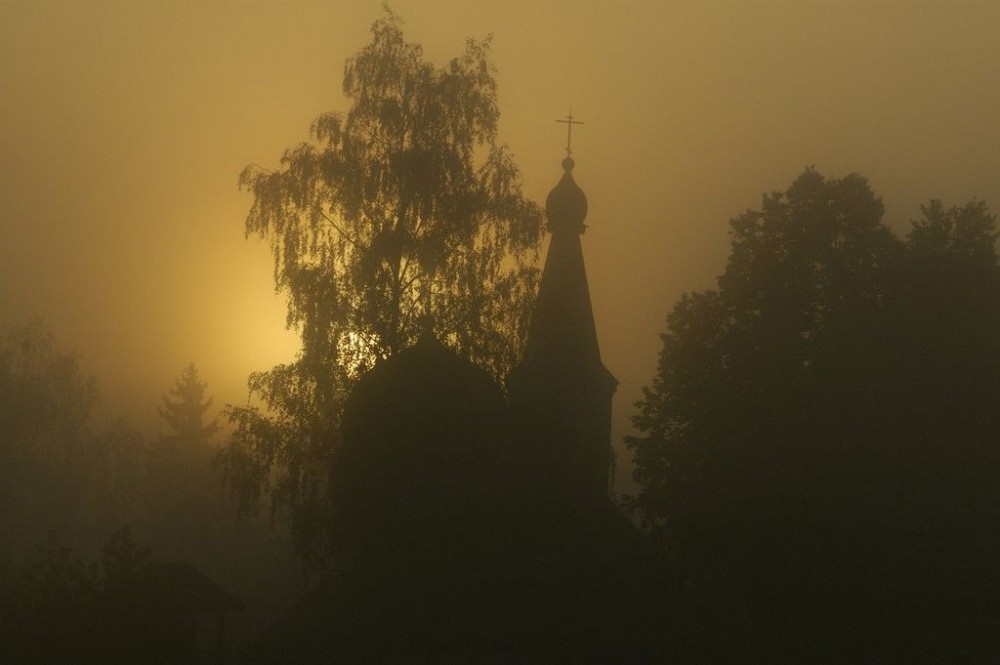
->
545, 157, 588, 234
515, 156, 616, 389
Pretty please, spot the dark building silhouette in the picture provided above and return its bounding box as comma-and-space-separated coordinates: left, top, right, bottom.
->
254, 155, 698, 662
509, 155, 618, 500
136, 561, 245, 664
2, 557, 243, 664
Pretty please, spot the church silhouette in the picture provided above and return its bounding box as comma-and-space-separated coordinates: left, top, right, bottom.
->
254, 154, 701, 662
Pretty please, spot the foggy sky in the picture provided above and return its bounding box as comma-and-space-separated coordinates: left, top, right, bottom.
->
3, 0, 1000, 492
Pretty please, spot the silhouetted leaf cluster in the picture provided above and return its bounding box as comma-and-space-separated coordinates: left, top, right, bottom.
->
222, 10, 543, 568
627, 168, 1000, 657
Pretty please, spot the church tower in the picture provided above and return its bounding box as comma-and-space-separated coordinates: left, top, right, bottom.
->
509, 142, 618, 499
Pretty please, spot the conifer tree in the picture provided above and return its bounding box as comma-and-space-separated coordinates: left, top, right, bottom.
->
158, 363, 218, 449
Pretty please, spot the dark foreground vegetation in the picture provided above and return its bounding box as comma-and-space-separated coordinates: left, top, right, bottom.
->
3, 9, 999, 663
628, 169, 1000, 660
5, 169, 997, 663
0, 331, 299, 663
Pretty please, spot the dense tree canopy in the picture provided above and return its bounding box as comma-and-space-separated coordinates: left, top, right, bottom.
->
627, 169, 1000, 654
221, 12, 543, 566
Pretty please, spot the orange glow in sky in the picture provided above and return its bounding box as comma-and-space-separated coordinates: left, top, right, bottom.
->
4, 1, 1000, 490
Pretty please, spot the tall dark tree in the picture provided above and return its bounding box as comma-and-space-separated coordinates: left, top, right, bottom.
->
627, 169, 1000, 655
220, 10, 543, 567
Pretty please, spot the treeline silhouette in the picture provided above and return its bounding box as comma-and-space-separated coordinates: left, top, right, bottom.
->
628, 168, 1000, 660
0, 324, 299, 662
5, 164, 1000, 661
0, 527, 245, 663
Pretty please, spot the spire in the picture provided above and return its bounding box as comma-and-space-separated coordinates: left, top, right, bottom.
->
545, 157, 588, 234
547, 110, 588, 234
509, 143, 617, 498
522, 153, 607, 373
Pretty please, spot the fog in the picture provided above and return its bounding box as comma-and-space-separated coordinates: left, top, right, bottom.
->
4, 1, 996, 455
3, 1, 1000, 658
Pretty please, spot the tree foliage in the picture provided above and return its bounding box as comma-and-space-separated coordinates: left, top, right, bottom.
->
157, 363, 218, 448
626, 169, 1000, 651
0, 322, 145, 570
0, 320, 98, 466
0, 528, 157, 663
221, 11, 543, 567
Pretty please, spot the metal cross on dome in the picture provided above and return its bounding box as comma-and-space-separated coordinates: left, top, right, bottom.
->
556, 109, 583, 158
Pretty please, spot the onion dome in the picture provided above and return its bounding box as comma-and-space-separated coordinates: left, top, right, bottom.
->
545, 157, 588, 233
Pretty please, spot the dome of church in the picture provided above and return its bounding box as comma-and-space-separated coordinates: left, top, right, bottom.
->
545, 157, 588, 232
334, 334, 511, 561
341, 335, 505, 445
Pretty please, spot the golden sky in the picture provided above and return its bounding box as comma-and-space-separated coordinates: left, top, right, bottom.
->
3, 0, 1000, 488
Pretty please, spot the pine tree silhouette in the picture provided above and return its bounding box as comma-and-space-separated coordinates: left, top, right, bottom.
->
158, 363, 218, 449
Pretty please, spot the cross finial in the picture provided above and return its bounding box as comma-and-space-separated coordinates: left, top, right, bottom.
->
556, 108, 584, 159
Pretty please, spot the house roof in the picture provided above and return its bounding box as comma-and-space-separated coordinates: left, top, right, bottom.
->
141, 561, 244, 614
